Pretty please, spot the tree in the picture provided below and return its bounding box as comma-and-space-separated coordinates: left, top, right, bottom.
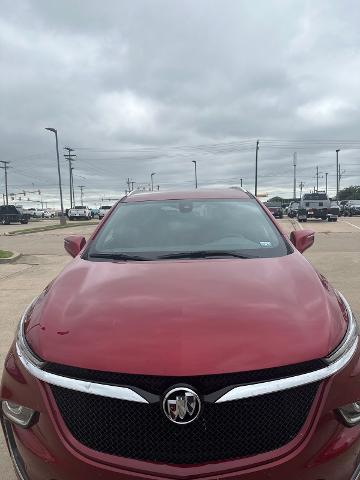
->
268, 196, 284, 203
338, 186, 360, 200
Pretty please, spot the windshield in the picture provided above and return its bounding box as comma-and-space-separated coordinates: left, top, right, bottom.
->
86, 199, 290, 260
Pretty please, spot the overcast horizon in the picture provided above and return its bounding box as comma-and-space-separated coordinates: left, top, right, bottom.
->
1, 0, 360, 208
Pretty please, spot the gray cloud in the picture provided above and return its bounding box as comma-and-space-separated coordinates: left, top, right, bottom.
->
1, 0, 360, 208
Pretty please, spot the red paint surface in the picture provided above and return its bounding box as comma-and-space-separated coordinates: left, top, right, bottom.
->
1, 189, 359, 479
25, 250, 346, 374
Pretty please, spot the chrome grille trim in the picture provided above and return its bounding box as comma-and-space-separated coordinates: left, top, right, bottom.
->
216, 338, 357, 403
16, 342, 149, 403
16, 336, 357, 404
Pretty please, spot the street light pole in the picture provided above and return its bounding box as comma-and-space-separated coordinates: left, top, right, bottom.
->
254, 140, 259, 196
336, 149, 340, 200
192, 160, 198, 189
45, 128, 66, 224
151, 172, 156, 191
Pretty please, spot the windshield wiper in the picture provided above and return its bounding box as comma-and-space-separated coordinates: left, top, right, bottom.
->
89, 253, 150, 261
158, 250, 258, 260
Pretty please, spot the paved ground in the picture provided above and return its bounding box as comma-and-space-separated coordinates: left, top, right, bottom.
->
0, 216, 359, 479
0, 218, 58, 234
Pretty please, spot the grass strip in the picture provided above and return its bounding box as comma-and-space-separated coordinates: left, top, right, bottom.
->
7, 221, 98, 236
0, 250, 13, 258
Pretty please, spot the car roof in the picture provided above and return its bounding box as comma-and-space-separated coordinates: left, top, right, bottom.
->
124, 188, 251, 203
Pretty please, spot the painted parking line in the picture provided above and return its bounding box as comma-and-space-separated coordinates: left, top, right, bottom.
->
343, 220, 360, 231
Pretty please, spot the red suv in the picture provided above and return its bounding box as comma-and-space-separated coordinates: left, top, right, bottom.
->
1, 189, 360, 480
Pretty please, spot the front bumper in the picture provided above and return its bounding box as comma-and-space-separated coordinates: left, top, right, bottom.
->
2, 344, 360, 480
2, 411, 360, 480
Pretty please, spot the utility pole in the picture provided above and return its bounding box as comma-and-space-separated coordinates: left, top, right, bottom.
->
293, 153, 297, 199
0, 161, 10, 205
338, 164, 345, 193
78, 185, 85, 206
71, 167, 75, 205
240, 178, 243, 187
151, 172, 156, 191
192, 160, 198, 189
254, 140, 259, 196
131, 181, 135, 191
64, 147, 76, 208
299, 181, 304, 198
316, 166, 319, 192
127, 178, 131, 191
325, 172, 328, 194
336, 149, 340, 200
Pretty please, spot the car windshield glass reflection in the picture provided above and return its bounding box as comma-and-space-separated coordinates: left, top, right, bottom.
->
87, 199, 290, 260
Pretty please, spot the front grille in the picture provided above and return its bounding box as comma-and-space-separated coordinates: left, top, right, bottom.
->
50, 381, 320, 464
45, 359, 324, 395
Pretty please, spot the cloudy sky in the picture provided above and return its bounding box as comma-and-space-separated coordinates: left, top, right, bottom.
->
1, 0, 360, 208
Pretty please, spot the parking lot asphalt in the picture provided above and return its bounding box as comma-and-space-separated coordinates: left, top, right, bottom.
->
0, 216, 359, 479
0, 219, 58, 233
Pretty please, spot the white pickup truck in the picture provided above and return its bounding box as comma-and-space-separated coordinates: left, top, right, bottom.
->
297, 192, 339, 222
67, 206, 92, 221
98, 205, 112, 220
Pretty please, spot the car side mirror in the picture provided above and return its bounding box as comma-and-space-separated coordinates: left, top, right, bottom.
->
290, 229, 315, 254
64, 235, 86, 257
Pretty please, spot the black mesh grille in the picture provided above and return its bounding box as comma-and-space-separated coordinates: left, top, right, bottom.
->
50, 382, 320, 464
45, 359, 324, 395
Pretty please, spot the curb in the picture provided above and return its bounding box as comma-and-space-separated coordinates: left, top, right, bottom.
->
0, 252, 21, 264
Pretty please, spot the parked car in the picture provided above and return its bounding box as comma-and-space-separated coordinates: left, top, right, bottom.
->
67, 205, 92, 221
1, 189, 360, 480
287, 201, 299, 218
348, 202, 360, 216
267, 205, 283, 218
27, 208, 45, 218
98, 205, 112, 219
299, 192, 338, 222
0, 204, 30, 225
343, 200, 360, 217
297, 207, 308, 222
91, 208, 99, 218
43, 210, 56, 218
339, 200, 349, 216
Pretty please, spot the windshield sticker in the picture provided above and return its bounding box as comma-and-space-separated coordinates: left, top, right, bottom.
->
260, 241, 272, 248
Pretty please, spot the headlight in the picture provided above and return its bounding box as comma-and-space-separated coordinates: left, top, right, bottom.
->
325, 292, 359, 364
16, 297, 45, 369
1, 401, 37, 428
338, 401, 360, 427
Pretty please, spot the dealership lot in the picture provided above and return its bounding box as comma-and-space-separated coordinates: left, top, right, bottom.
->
0, 216, 359, 479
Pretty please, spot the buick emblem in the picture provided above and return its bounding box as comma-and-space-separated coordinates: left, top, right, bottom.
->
163, 387, 201, 424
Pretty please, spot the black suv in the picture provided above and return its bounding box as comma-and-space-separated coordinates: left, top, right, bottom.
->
0, 205, 30, 225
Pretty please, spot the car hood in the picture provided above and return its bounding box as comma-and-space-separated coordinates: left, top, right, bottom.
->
26, 253, 347, 376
